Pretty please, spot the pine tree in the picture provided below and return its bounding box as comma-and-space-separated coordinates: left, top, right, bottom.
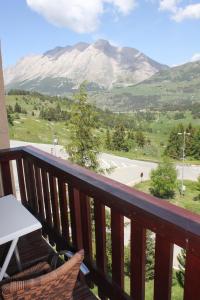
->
191, 128, 200, 159
166, 123, 198, 159
165, 123, 184, 159
7, 112, 14, 126
185, 123, 195, 156
123, 230, 155, 281
105, 128, 112, 150
176, 249, 186, 288
67, 83, 101, 172
14, 102, 22, 113
135, 131, 146, 148
112, 124, 127, 151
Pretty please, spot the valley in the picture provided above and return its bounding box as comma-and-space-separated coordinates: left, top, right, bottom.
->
6, 90, 200, 164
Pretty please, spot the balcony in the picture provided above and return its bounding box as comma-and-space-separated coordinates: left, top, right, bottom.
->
0, 145, 200, 300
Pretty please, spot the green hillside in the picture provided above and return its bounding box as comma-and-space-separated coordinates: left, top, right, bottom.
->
90, 61, 200, 112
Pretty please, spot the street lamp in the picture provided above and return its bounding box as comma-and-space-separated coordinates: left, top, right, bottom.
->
177, 131, 190, 195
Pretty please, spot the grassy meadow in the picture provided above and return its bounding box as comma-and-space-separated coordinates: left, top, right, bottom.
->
6, 93, 200, 163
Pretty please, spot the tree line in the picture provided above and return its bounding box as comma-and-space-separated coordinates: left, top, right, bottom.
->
165, 123, 200, 160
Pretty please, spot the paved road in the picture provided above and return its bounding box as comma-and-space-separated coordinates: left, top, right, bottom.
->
100, 153, 200, 185
12, 140, 197, 269
11, 140, 200, 186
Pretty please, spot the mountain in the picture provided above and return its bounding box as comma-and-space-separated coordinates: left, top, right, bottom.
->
89, 60, 200, 111
4, 40, 168, 94
145, 60, 200, 84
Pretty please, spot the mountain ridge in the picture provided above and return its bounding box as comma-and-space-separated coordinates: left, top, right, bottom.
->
4, 39, 168, 93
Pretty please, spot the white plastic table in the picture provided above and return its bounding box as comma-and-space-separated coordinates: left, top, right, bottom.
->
0, 195, 41, 281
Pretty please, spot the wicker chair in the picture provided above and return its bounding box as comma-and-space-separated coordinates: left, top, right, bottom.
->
0, 249, 84, 300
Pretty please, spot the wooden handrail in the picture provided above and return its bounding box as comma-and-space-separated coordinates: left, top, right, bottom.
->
19, 146, 200, 249
1, 145, 200, 300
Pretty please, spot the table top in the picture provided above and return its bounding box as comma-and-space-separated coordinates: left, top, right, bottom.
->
0, 195, 41, 245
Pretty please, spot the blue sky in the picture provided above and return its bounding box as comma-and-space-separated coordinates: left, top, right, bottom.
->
0, 0, 200, 67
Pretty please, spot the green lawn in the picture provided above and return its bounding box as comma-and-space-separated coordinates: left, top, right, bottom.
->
91, 274, 183, 299
9, 117, 70, 145
134, 180, 200, 215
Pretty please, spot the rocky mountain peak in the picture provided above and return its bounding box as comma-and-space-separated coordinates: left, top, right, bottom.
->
4, 40, 169, 93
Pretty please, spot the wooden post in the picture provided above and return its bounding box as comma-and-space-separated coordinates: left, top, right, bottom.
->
0, 44, 11, 196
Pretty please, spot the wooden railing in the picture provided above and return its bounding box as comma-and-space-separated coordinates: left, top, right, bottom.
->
1, 146, 200, 300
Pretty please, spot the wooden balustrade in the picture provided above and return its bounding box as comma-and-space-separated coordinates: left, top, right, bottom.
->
1, 145, 200, 300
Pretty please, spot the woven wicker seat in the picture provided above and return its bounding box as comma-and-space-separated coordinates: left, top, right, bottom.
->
1, 250, 84, 300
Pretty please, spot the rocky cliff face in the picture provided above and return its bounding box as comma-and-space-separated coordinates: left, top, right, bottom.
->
5, 39, 168, 94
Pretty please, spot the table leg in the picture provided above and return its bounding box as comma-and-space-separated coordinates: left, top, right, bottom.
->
14, 245, 22, 271
0, 238, 18, 281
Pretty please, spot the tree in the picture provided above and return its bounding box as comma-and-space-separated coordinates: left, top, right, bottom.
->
124, 230, 155, 281
105, 129, 112, 150
176, 249, 186, 288
67, 83, 101, 172
135, 131, 145, 148
112, 124, 128, 151
165, 124, 184, 159
185, 123, 195, 156
7, 112, 14, 126
145, 231, 155, 281
165, 123, 195, 159
14, 102, 22, 113
191, 128, 200, 159
150, 160, 177, 199
7, 105, 13, 114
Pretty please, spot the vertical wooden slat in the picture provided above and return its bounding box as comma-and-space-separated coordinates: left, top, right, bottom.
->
94, 199, 107, 299
58, 179, 70, 247
27, 160, 38, 213
41, 169, 53, 228
16, 158, 27, 205
80, 192, 92, 262
154, 235, 173, 300
68, 186, 83, 250
34, 166, 45, 221
23, 159, 31, 206
49, 175, 61, 237
130, 221, 146, 300
23, 159, 38, 212
184, 251, 200, 300
94, 199, 106, 272
0, 161, 13, 195
111, 208, 124, 288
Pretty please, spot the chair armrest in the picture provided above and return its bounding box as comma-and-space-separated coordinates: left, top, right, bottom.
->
64, 251, 90, 275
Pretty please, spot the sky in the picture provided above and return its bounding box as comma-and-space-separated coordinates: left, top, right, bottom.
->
0, 0, 200, 67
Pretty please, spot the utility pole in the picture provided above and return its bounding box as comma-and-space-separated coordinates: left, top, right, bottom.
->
177, 131, 190, 195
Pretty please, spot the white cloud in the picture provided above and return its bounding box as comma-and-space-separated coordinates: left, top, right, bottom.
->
26, 0, 137, 33
190, 53, 200, 62
172, 3, 200, 22
159, 0, 180, 13
158, 1, 200, 22
108, 0, 137, 14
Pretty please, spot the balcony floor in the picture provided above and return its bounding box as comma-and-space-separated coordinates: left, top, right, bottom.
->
0, 230, 97, 300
